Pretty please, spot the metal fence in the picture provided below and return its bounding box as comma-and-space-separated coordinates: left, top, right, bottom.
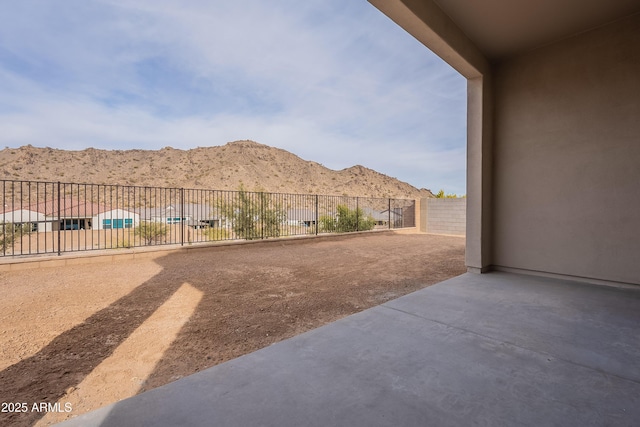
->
0, 180, 416, 257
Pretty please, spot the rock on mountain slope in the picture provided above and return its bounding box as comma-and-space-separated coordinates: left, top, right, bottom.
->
0, 140, 434, 199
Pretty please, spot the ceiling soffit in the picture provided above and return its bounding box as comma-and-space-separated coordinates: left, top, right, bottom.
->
431, 0, 640, 58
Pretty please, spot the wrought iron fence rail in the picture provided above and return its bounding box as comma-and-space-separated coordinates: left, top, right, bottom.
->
0, 180, 416, 257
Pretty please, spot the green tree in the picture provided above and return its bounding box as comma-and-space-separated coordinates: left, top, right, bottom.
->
134, 221, 168, 245
320, 205, 375, 233
219, 186, 285, 240
435, 189, 462, 198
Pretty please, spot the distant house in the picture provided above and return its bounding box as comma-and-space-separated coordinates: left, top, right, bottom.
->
286, 209, 317, 227
139, 204, 224, 229
93, 208, 140, 230
361, 207, 402, 227
0, 207, 46, 232
1, 199, 139, 231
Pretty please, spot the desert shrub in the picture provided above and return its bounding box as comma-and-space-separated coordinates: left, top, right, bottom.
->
134, 221, 168, 245
0, 222, 33, 252
320, 205, 375, 233
115, 236, 133, 248
202, 227, 229, 241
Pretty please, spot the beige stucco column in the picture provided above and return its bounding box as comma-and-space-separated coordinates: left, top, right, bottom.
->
465, 75, 492, 272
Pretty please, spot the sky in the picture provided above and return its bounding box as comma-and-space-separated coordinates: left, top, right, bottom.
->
0, 0, 467, 195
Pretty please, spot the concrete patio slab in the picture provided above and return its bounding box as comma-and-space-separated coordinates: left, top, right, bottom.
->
57, 272, 640, 426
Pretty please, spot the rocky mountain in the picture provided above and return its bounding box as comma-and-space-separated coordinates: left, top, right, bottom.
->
0, 140, 434, 199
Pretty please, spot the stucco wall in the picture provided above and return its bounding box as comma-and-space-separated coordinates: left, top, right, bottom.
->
420, 198, 466, 236
492, 14, 640, 284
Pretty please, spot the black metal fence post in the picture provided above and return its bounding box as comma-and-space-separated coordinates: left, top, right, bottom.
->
260, 192, 265, 239
2, 180, 6, 257
315, 195, 319, 235
56, 181, 61, 256
3, 181, 6, 256
356, 197, 359, 232
388, 198, 391, 229
181, 188, 185, 246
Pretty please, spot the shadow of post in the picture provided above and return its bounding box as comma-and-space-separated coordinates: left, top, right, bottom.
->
0, 253, 183, 427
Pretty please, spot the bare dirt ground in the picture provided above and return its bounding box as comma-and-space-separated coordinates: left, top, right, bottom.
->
0, 232, 465, 426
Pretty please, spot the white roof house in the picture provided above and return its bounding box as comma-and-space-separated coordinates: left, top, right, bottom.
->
0, 207, 48, 231
1, 199, 140, 231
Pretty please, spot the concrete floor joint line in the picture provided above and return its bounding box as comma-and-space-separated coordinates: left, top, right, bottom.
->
379, 303, 639, 385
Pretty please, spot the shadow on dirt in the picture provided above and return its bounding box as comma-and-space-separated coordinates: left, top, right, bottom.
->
0, 254, 183, 426
0, 233, 466, 426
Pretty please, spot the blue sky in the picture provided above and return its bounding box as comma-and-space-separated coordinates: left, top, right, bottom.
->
0, 0, 467, 195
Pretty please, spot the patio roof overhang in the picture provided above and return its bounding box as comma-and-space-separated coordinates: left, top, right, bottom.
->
368, 0, 640, 64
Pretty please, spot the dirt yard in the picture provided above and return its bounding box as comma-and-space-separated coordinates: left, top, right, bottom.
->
0, 232, 465, 426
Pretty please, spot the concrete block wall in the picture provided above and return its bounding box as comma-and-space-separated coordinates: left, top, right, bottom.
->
420, 198, 466, 236
402, 203, 416, 228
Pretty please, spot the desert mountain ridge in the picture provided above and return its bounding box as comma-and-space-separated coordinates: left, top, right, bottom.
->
0, 140, 435, 200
